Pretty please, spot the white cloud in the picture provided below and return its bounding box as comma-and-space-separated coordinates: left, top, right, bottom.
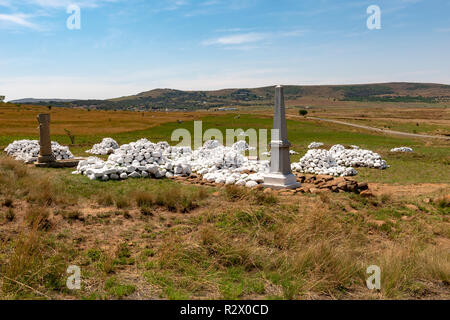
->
153, 0, 189, 12
0, 13, 37, 28
203, 32, 267, 45
202, 30, 305, 46
22, 0, 118, 8
0, 0, 119, 30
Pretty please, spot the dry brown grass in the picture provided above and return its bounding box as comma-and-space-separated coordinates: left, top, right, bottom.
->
134, 185, 208, 213
0, 103, 210, 136
0, 155, 448, 300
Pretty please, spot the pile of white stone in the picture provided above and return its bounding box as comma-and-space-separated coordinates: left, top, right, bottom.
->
391, 147, 413, 153
329, 145, 389, 169
308, 142, 324, 149
86, 138, 119, 155
74, 139, 270, 187
192, 141, 269, 188
291, 144, 389, 177
75, 139, 192, 181
4, 140, 74, 164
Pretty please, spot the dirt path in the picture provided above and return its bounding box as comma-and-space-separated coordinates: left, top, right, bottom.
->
306, 116, 450, 140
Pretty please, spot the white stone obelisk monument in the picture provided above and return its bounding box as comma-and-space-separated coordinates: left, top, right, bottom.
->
263, 86, 300, 189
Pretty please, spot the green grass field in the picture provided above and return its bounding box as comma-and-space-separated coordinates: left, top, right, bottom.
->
3, 113, 448, 184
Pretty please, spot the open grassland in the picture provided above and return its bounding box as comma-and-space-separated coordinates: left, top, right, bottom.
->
284, 105, 450, 137
0, 103, 449, 300
2, 102, 448, 184
0, 103, 209, 136
0, 157, 448, 300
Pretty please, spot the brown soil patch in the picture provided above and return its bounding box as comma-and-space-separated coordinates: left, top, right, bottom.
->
369, 183, 449, 197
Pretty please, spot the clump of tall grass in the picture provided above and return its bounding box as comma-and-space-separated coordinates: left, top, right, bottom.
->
97, 193, 115, 207
1, 226, 67, 298
133, 185, 208, 213
0, 157, 28, 179
224, 185, 278, 205
25, 207, 51, 231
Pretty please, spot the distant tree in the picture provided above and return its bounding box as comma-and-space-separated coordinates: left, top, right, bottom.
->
299, 110, 308, 116
64, 129, 76, 144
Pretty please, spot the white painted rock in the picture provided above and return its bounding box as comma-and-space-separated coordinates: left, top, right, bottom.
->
245, 181, 258, 188
391, 147, 413, 153
308, 142, 324, 149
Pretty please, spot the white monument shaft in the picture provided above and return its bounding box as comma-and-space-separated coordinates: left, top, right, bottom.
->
263, 86, 300, 189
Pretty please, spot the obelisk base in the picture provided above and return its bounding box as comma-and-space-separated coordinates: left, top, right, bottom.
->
38, 155, 56, 164
263, 173, 301, 190
35, 159, 81, 168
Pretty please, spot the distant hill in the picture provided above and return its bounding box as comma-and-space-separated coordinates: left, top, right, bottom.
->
13, 82, 450, 110
9, 98, 77, 104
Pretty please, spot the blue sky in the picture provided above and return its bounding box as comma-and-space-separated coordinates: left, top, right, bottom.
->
0, 0, 449, 100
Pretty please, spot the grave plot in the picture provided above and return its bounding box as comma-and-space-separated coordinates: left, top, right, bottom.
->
291, 144, 389, 177
4, 140, 74, 164
74, 139, 270, 187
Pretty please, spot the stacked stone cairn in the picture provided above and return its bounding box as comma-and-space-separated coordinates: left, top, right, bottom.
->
86, 138, 120, 155
4, 140, 74, 164
74, 139, 270, 187
291, 144, 389, 177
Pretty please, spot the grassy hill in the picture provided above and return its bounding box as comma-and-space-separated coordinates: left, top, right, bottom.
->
13, 82, 450, 111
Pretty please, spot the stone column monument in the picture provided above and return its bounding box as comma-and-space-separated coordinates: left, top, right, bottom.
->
37, 114, 56, 163
263, 86, 300, 189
